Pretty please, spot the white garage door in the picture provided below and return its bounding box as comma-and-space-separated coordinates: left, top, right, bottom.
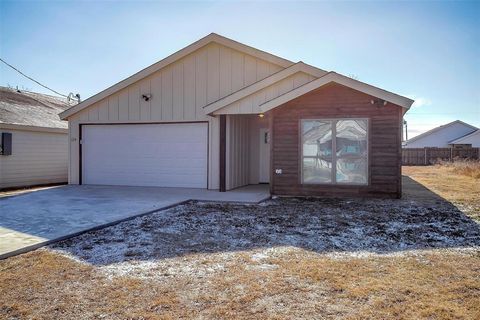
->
81, 123, 208, 188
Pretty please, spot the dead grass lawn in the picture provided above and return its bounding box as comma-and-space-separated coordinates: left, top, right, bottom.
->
403, 165, 480, 221
1, 248, 479, 319
1, 166, 479, 319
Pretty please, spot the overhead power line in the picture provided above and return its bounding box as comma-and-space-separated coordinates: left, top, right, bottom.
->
0, 57, 68, 98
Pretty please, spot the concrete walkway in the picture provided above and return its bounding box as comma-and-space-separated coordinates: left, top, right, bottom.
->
0, 184, 270, 258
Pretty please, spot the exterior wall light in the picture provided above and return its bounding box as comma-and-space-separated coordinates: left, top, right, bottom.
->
370, 99, 387, 107
258, 113, 265, 118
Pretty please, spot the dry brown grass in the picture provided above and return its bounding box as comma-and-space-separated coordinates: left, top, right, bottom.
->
1, 248, 479, 319
403, 165, 480, 221
435, 159, 480, 179
0, 250, 186, 319
2, 168, 479, 319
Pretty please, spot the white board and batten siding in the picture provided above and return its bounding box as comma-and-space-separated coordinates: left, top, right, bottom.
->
67, 42, 285, 189
0, 128, 68, 189
225, 115, 250, 190
213, 72, 316, 115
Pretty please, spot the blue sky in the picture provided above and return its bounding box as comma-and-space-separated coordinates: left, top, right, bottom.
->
1, 1, 479, 137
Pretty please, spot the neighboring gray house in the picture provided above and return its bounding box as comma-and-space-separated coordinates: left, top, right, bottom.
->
0, 87, 74, 189
404, 120, 479, 148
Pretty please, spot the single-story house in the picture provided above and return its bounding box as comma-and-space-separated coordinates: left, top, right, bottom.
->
59, 33, 414, 198
0, 87, 73, 189
404, 120, 479, 148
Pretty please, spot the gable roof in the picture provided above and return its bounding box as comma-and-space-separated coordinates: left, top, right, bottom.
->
448, 129, 480, 144
59, 33, 413, 120
203, 62, 328, 114
59, 33, 296, 120
0, 86, 74, 129
258, 71, 414, 113
406, 120, 478, 144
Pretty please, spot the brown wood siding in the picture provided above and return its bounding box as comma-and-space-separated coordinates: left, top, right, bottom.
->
270, 83, 403, 198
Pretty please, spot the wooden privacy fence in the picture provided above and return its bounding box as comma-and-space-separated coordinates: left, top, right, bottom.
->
402, 147, 480, 165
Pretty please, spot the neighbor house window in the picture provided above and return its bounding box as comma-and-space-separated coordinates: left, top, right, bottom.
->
301, 119, 368, 185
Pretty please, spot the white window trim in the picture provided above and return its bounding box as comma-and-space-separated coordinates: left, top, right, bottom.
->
300, 118, 369, 186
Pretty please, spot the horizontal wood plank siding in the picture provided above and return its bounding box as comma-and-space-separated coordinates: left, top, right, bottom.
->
271, 83, 402, 198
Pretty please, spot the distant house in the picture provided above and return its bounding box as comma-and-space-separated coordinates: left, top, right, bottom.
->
404, 120, 479, 148
0, 87, 74, 189
449, 129, 480, 148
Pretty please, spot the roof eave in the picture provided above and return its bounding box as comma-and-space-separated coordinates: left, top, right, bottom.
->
203, 62, 329, 115
0, 123, 68, 133
407, 120, 479, 144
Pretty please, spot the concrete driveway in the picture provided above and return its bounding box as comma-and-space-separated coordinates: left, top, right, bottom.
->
0, 184, 270, 258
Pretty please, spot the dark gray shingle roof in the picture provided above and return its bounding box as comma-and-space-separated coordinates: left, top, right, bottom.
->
0, 86, 75, 129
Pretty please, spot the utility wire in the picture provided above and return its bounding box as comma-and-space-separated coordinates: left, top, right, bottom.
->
0, 57, 68, 98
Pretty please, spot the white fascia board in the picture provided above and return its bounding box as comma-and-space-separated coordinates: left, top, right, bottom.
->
204, 62, 328, 114
60, 33, 295, 120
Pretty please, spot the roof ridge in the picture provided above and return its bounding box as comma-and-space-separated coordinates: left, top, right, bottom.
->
60, 33, 297, 120
407, 120, 479, 143
0, 86, 67, 101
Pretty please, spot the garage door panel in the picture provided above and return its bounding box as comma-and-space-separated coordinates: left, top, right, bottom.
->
82, 123, 208, 188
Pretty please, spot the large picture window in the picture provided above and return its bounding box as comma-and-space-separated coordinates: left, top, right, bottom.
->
301, 119, 368, 185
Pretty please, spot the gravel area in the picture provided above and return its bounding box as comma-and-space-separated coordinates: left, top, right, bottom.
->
51, 197, 480, 280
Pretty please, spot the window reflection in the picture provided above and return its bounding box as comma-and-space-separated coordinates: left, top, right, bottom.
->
302, 119, 368, 185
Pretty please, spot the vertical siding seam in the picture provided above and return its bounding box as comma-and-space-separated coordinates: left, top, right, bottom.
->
160, 71, 164, 119
148, 79, 152, 119
182, 61, 186, 119
180, 62, 185, 120
217, 45, 220, 103
205, 51, 208, 111
231, 49, 235, 92
206, 46, 209, 107
242, 54, 245, 87
194, 54, 198, 120
138, 85, 142, 120
170, 67, 173, 119
127, 88, 130, 121
107, 97, 110, 120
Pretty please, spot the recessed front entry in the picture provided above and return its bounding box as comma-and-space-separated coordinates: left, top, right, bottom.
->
81, 123, 208, 188
259, 128, 270, 183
